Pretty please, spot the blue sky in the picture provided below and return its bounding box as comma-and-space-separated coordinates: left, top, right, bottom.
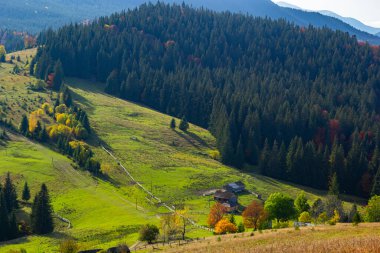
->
272, 0, 380, 28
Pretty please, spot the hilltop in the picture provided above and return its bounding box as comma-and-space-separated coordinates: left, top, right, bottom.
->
1, 0, 379, 44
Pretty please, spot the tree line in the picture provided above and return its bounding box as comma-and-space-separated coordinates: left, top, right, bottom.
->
32, 3, 380, 197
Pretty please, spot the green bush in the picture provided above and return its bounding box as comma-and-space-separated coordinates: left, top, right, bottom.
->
139, 224, 159, 244
298, 211, 312, 223
365, 195, 380, 222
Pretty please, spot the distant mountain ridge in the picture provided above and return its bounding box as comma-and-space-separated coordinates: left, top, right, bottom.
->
1, 0, 380, 44
276, 1, 380, 36
318, 10, 380, 36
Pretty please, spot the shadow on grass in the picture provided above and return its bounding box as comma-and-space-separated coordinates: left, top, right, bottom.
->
186, 131, 211, 149
173, 130, 204, 150
98, 172, 121, 188
70, 90, 95, 114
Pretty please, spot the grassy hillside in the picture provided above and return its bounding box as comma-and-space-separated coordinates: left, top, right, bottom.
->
0, 49, 366, 252
0, 131, 157, 252
163, 223, 380, 253
66, 77, 364, 223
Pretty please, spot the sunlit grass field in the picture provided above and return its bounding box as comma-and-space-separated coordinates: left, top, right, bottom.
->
163, 223, 380, 253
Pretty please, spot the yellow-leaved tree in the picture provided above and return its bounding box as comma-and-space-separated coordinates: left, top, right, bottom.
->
214, 218, 237, 234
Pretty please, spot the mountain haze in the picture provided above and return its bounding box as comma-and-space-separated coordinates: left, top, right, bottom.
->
319, 10, 380, 35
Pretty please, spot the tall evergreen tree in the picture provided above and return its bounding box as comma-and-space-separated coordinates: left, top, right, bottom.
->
0, 192, 10, 241
371, 167, 380, 196
52, 60, 64, 91
31, 184, 54, 234
22, 182, 31, 202
8, 212, 18, 239
39, 126, 48, 142
170, 118, 176, 129
33, 121, 42, 140
19, 115, 29, 135
328, 172, 340, 196
2, 172, 18, 213
179, 117, 189, 132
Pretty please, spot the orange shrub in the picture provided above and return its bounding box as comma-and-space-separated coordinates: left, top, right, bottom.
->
214, 218, 237, 234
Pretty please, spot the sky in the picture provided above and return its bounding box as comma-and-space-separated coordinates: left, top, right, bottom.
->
272, 0, 380, 28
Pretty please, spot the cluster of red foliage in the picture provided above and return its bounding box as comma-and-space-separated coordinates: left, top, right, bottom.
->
329, 119, 340, 144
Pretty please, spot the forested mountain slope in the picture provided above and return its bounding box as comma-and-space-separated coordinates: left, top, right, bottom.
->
32, 3, 380, 198
1, 0, 380, 44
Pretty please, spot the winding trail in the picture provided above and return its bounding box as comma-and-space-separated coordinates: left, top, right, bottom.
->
102, 146, 213, 232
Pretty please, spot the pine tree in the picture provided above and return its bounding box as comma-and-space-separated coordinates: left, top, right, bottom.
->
8, 212, 18, 239
259, 139, 271, 175
80, 114, 91, 133
371, 167, 380, 196
179, 117, 189, 131
329, 141, 345, 180
0, 191, 10, 241
2, 172, 18, 213
39, 126, 48, 142
170, 118, 176, 129
34, 121, 42, 140
52, 60, 64, 91
328, 172, 339, 196
31, 184, 54, 234
234, 136, 245, 169
22, 182, 31, 202
19, 115, 29, 135
220, 125, 235, 165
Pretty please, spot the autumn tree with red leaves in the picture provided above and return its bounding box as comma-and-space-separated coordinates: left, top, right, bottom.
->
207, 202, 227, 228
242, 200, 268, 230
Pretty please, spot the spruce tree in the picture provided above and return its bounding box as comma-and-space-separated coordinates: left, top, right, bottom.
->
259, 139, 271, 175
328, 172, 339, 196
19, 115, 29, 135
8, 212, 18, 239
39, 126, 48, 142
52, 60, 64, 91
31, 184, 54, 234
81, 114, 91, 133
234, 137, 245, 169
0, 192, 10, 241
22, 182, 31, 202
170, 118, 176, 129
371, 167, 380, 196
2, 172, 18, 213
34, 121, 42, 140
179, 117, 189, 131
